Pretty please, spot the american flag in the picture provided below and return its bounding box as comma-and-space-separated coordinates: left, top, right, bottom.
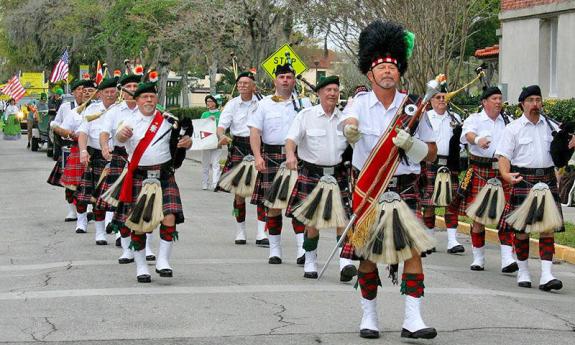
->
0, 75, 26, 102
49, 49, 69, 83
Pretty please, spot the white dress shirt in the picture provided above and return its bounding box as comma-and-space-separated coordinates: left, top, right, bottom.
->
340, 90, 436, 175
495, 114, 557, 168
121, 110, 173, 167
101, 101, 139, 147
426, 109, 461, 156
51, 100, 76, 128
218, 95, 258, 137
77, 102, 108, 150
247, 95, 305, 145
461, 109, 507, 158
287, 104, 348, 166
60, 103, 83, 133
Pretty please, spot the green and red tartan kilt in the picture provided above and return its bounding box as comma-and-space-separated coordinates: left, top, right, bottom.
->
450, 156, 510, 216
498, 167, 564, 233
420, 160, 460, 207
217, 136, 252, 193
115, 163, 185, 225
250, 144, 285, 206
47, 155, 64, 187
340, 172, 420, 260
76, 148, 107, 205
285, 160, 352, 218
60, 145, 85, 190
95, 146, 128, 210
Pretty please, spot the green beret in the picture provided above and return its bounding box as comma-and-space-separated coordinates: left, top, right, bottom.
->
79, 79, 97, 89
314, 75, 340, 92
70, 80, 83, 91
97, 77, 118, 91
119, 74, 142, 86
481, 86, 502, 100
236, 71, 255, 83
133, 81, 157, 98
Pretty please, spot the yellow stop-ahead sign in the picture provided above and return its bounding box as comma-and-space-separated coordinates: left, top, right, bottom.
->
261, 44, 308, 80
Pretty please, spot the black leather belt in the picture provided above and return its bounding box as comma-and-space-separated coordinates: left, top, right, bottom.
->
512, 166, 554, 176
300, 160, 341, 176
469, 154, 498, 169
262, 143, 285, 154
134, 161, 174, 179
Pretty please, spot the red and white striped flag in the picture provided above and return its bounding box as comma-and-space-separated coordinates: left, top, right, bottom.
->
49, 49, 69, 83
0, 75, 26, 102
95, 60, 103, 85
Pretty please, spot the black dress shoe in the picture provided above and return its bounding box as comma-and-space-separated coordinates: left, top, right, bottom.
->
137, 274, 151, 283
64, 217, 77, 222
115, 237, 121, 247
255, 238, 270, 246
105, 223, 115, 234
470, 265, 484, 271
539, 279, 563, 291
401, 327, 437, 339
155, 268, 173, 277
420, 252, 427, 258
96, 240, 108, 246
447, 245, 465, 254
296, 255, 305, 265
118, 257, 134, 264
268, 256, 282, 264
340, 265, 358, 282
304, 271, 318, 279
146, 255, 156, 261
359, 329, 380, 339
518, 281, 532, 288
76, 228, 86, 234
235, 239, 247, 245
430, 247, 437, 253
501, 262, 519, 273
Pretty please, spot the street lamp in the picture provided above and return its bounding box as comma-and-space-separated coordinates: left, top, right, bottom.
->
314, 60, 320, 84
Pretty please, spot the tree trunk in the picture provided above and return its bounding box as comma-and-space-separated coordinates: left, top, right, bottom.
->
209, 58, 218, 95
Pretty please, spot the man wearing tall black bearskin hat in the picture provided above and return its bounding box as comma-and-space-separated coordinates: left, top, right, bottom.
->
496, 85, 570, 292
115, 75, 192, 283
98, 71, 141, 262
247, 63, 310, 265
449, 87, 518, 273
420, 82, 465, 254
76, 77, 118, 245
216, 71, 269, 246
340, 20, 438, 340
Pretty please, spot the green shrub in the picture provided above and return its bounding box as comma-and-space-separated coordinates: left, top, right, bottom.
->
505, 98, 575, 122
169, 107, 207, 120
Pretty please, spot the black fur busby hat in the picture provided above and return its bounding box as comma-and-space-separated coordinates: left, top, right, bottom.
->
358, 20, 414, 76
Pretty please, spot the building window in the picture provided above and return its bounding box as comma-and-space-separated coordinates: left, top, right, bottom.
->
549, 18, 558, 97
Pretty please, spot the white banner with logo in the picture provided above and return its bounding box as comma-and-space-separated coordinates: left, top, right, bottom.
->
190, 118, 218, 151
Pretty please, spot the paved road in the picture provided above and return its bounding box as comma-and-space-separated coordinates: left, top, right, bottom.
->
1, 138, 574, 345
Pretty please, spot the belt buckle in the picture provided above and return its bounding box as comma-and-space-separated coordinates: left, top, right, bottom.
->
492, 161, 499, 170
147, 169, 161, 179
323, 167, 335, 176
437, 158, 447, 166
535, 168, 544, 176
388, 177, 398, 188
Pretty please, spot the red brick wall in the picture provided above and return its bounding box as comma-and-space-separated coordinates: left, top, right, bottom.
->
501, 0, 563, 10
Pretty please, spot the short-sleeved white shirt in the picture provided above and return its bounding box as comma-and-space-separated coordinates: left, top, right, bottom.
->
218, 95, 258, 137
247, 95, 304, 145
77, 102, 108, 150
286, 104, 348, 166
120, 111, 173, 167
426, 109, 462, 156
495, 114, 557, 168
101, 101, 139, 147
339, 90, 436, 175
461, 109, 507, 158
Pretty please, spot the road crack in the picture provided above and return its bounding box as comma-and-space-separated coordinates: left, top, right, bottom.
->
250, 295, 296, 334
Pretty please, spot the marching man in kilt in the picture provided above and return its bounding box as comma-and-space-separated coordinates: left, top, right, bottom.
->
284, 76, 357, 281
340, 20, 438, 340
421, 84, 465, 254
98, 72, 141, 261
47, 79, 85, 222
496, 85, 567, 291
115, 78, 192, 283
217, 71, 268, 246
76, 77, 118, 244
449, 87, 517, 273
248, 63, 310, 265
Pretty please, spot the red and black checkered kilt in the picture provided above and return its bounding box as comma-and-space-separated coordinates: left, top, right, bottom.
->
47, 155, 64, 187
340, 171, 420, 260
95, 146, 128, 210
250, 144, 285, 206
60, 145, 85, 190
285, 160, 352, 218
420, 160, 460, 207
498, 167, 565, 233
217, 136, 252, 193
450, 155, 510, 216
76, 148, 108, 205
115, 163, 185, 225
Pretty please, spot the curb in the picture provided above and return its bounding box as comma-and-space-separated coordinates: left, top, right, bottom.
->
435, 216, 575, 265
